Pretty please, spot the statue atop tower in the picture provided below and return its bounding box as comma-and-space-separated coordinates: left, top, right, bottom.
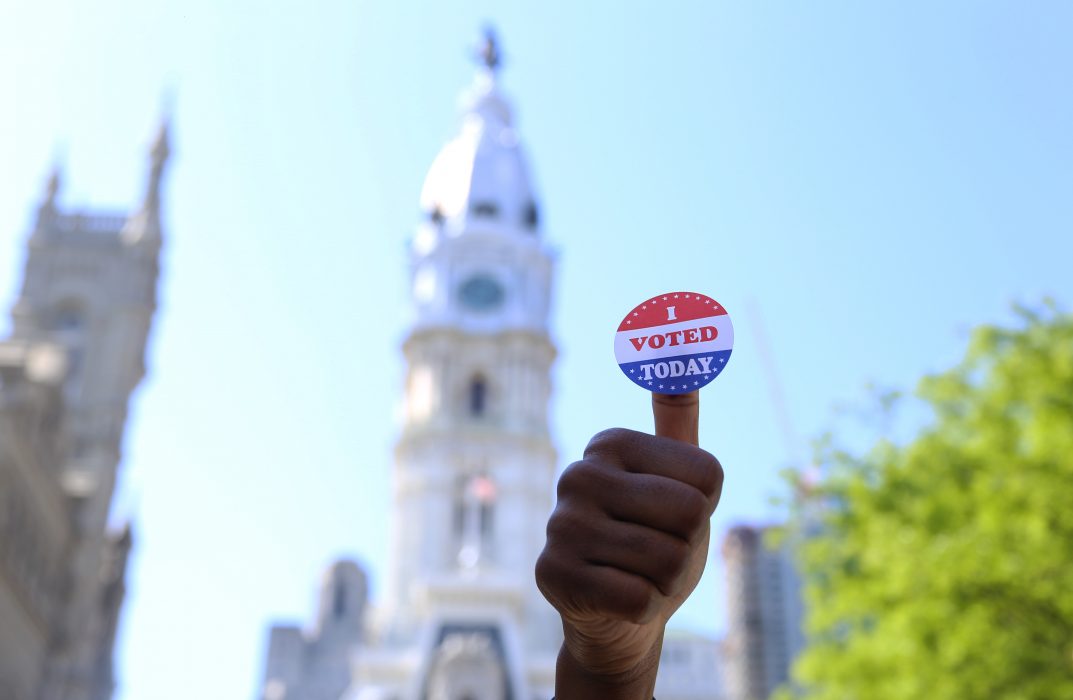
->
477, 27, 502, 73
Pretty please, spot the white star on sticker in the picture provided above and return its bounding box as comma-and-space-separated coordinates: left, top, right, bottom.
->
647, 381, 653, 385
720, 358, 726, 363
694, 381, 699, 385
659, 384, 664, 389
662, 296, 668, 301
626, 320, 631, 324
641, 305, 646, 310
704, 375, 710, 379
629, 369, 634, 373
674, 294, 679, 299
633, 312, 638, 316
704, 300, 711, 304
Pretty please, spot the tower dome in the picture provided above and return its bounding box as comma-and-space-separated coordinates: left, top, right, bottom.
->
419, 31, 540, 236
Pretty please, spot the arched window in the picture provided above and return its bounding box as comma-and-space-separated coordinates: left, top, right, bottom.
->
523, 201, 539, 230
52, 301, 85, 332
468, 376, 487, 417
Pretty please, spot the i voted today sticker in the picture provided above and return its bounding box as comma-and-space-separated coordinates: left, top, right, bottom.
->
615, 292, 734, 395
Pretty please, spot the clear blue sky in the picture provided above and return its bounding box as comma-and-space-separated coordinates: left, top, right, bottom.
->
2, 2, 1071, 698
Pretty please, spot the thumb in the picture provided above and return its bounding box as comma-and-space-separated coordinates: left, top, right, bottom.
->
652, 391, 699, 446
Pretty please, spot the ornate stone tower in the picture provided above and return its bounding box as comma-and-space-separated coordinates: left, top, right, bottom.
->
4, 121, 169, 700
257, 32, 563, 700
350, 31, 561, 700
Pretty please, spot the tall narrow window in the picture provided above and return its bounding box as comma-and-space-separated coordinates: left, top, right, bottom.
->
333, 581, 346, 619
51, 301, 86, 391
453, 475, 468, 537
469, 376, 487, 417
523, 201, 539, 230
480, 496, 494, 539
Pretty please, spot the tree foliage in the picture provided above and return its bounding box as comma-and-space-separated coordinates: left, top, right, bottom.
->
787, 304, 1073, 700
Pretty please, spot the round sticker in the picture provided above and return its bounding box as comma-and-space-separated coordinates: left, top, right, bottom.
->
614, 292, 734, 395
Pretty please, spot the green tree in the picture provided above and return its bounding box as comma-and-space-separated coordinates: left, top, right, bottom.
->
786, 305, 1073, 700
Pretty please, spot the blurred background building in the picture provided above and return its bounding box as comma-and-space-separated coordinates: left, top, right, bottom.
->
255, 32, 725, 700
721, 525, 805, 700
0, 124, 168, 700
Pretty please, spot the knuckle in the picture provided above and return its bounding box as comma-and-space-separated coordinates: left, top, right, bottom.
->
545, 505, 588, 541
557, 459, 622, 504
611, 580, 658, 622
643, 535, 689, 588
534, 550, 558, 587
675, 488, 712, 534
583, 427, 635, 460
534, 551, 550, 583
555, 461, 584, 498
555, 460, 595, 500
534, 550, 572, 606
689, 448, 724, 496
545, 506, 605, 549
659, 538, 692, 574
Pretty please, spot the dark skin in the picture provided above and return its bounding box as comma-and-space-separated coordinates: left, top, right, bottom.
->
536, 391, 723, 699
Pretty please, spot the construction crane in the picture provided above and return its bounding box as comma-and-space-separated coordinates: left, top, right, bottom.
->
746, 300, 820, 500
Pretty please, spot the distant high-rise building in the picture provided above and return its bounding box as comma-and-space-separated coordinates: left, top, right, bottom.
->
721, 525, 805, 700
0, 121, 169, 700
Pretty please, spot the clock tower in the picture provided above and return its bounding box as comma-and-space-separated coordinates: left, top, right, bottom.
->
348, 31, 561, 700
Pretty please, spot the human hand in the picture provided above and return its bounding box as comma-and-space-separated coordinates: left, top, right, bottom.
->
535, 391, 723, 699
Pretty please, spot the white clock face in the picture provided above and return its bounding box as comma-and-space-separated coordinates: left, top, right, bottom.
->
458, 273, 505, 312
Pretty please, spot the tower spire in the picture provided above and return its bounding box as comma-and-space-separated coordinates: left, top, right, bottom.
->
32, 156, 64, 238
121, 115, 171, 245
145, 116, 171, 214
43, 161, 62, 208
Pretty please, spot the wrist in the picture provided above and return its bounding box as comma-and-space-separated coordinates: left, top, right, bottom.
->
553, 629, 663, 700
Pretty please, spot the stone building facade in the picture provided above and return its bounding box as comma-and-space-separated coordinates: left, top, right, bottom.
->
0, 122, 168, 700
261, 561, 369, 700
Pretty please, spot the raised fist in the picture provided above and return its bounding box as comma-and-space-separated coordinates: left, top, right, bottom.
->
536, 392, 723, 699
